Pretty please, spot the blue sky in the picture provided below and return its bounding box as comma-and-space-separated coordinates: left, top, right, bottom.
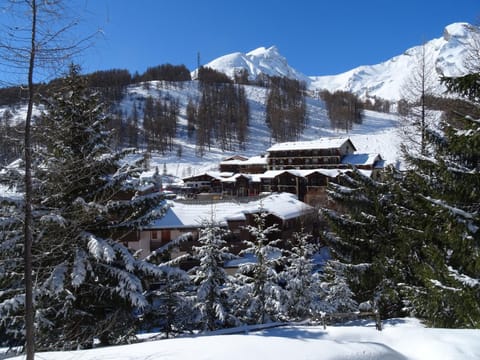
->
2, 0, 480, 83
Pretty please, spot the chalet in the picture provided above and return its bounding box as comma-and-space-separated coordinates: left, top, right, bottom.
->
219, 155, 268, 174
266, 138, 356, 170
220, 173, 262, 197
259, 170, 306, 200
128, 192, 314, 259
182, 172, 225, 193
258, 169, 343, 204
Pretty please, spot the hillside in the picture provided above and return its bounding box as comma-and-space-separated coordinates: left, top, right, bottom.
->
119, 80, 401, 177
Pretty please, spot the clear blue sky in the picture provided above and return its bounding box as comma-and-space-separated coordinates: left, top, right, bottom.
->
74, 0, 478, 77
3, 0, 480, 83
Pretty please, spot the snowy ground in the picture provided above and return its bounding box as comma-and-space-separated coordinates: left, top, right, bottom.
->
3, 318, 479, 360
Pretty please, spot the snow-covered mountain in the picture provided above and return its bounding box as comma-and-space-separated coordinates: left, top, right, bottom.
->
192, 45, 310, 84
310, 22, 478, 100
197, 22, 479, 101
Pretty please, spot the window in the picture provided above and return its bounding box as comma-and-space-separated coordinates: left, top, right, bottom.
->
151, 230, 158, 240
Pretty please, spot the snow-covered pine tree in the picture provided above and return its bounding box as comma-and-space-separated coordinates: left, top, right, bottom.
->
398, 72, 480, 327
1, 65, 169, 350
322, 260, 358, 314
282, 229, 327, 321
232, 210, 286, 324
321, 168, 434, 319
141, 234, 196, 338
0, 166, 27, 348
143, 267, 195, 338
190, 219, 236, 331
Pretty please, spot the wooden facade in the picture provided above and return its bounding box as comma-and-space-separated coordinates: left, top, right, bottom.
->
182, 173, 222, 193
221, 174, 262, 197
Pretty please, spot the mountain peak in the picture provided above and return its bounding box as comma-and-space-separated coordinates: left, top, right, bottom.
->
194, 45, 309, 83
443, 22, 475, 42
247, 45, 280, 57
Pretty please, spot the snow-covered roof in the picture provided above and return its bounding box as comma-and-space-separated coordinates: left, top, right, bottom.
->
220, 155, 268, 165
183, 171, 225, 181
144, 192, 313, 229
261, 168, 344, 179
220, 173, 255, 183
341, 153, 383, 166
139, 169, 160, 181
267, 138, 355, 152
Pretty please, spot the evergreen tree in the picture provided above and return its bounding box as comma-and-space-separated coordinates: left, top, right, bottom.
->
282, 230, 327, 320
322, 260, 358, 313
0, 66, 168, 350
232, 210, 285, 324
190, 219, 236, 331
321, 168, 435, 319
323, 147, 479, 327
398, 72, 480, 327
143, 267, 194, 339
127, 102, 139, 148
186, 99, 197, 139
0, 164, 26, 348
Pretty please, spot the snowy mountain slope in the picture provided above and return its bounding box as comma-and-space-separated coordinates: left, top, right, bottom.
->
2, 80, 402, 174
118, 81, 402, 178
310, 22, 478, 100
1, 75, 404, 175
198, 23, 479, 101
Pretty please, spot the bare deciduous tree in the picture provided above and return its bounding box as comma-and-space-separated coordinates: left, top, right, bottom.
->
0, 1, 96, 358
399, 43, 439, 157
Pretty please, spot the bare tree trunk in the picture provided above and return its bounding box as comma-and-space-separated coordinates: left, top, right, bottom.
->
24, 1, 37, 358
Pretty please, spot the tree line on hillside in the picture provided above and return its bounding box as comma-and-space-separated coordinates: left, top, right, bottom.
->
266, 76, 307, 142
0, 64, 192, 107
320, 90, 363, 132
0, 59, 402, 165
0, 65, 311, 163
188, 66, 250, 155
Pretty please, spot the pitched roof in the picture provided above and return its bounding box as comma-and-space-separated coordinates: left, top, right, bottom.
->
341, 153, 383, 166
220, 155, 268, 165
144, 192, 313, 229
267, 138, 356, 152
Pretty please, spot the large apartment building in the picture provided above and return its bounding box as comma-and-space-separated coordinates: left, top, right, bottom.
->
266, 138, 357, 170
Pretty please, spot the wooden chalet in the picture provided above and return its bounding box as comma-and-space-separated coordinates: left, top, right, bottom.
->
127, 193, 314, 260
219, 155, 268, 174
221, 173, 262, 197
182, 172, 224, 193
258, 169, 343, 205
